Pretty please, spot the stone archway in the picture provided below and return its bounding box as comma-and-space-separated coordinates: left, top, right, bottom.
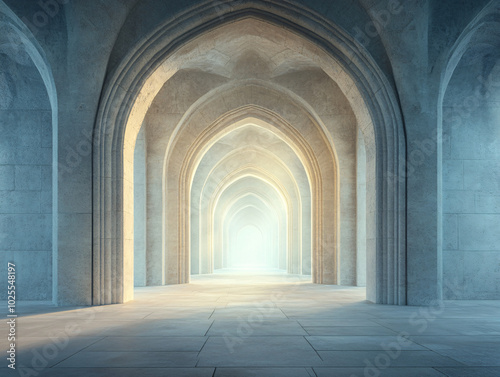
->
199, 161, 300, 275
0, 1, 58, 303
93, 2, 406, 305
438, 1, 500, 300
216, 191, 285, 272
172, 107, 334, 285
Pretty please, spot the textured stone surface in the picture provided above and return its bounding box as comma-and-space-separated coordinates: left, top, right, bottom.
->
3, 274, 499, 375
441, 28, 500, 298
1, 0, 499, 310
0, 45, 52, 300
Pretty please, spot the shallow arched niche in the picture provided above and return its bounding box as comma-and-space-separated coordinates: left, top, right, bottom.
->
438, 1, 500, 299
93, 3, 406, 305
438, 2, 500, 104
0, 1, 58, 302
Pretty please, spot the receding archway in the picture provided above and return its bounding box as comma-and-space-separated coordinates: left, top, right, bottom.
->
189, 122, 308, 277
93, 3, 406, 305
220, 195, 284, 272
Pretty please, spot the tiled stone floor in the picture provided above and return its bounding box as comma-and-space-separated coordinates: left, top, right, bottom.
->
2, 272, 500, 376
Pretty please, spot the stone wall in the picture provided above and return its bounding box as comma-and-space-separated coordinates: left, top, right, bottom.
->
443, 50, 500, 299
0, 52, 52, 300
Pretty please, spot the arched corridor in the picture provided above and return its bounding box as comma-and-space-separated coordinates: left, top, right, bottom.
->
94, 11, 406, 306
1, 0, 500, 375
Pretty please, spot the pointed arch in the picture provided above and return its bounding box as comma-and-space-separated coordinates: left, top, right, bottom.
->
93, 1, 406, 305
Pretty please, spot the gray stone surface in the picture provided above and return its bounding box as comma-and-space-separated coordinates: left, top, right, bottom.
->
306, 336, 426, 351
215, 368, 311, 376
0, 165, 14, 190
315, 368, 446, 377
0, 0, 498, 321
197, 336, 323, 367
0, 251, 51, 300
3, 274, 497, 375
86, 337, 207, 352
56, 351, 199, 368
33, 369, 215, 377
318, 351, 462, 367
442, 34, 500, 299
458, 215, 500, 250
0, 214, 52, 250
436, 368, 500, 377
0, 41, 52, 300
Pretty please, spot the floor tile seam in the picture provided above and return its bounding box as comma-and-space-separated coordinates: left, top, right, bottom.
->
81, 350, 203, 353
48, 336, 107, 368
431, 367, 456, 377
407, 337, 465, 354
201, 334, 310, 337
418, 346, 490, 367
195, 364, 327, 368
435, 365, 500, 368
313, 351, 475, 367
207, 308, 216, 319
363, 319, 402, 335
140, 312, 154, 320
303, 333, 404, 336
317, 350, 468, 354
78, 335, 208, 337
49, 366, 216, 369
309, 348, 428, 351
304, 335, 324, 362
203, 320, 215, 337
295, 317, 308, 332
311, 366, 449, 375
409, 335, 500, 338
198, 335, 211, 357
211, 367, 316, 369
306, 366, 318, 377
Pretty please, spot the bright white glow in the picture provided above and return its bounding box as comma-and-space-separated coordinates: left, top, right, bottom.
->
228, 225, 275, 270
